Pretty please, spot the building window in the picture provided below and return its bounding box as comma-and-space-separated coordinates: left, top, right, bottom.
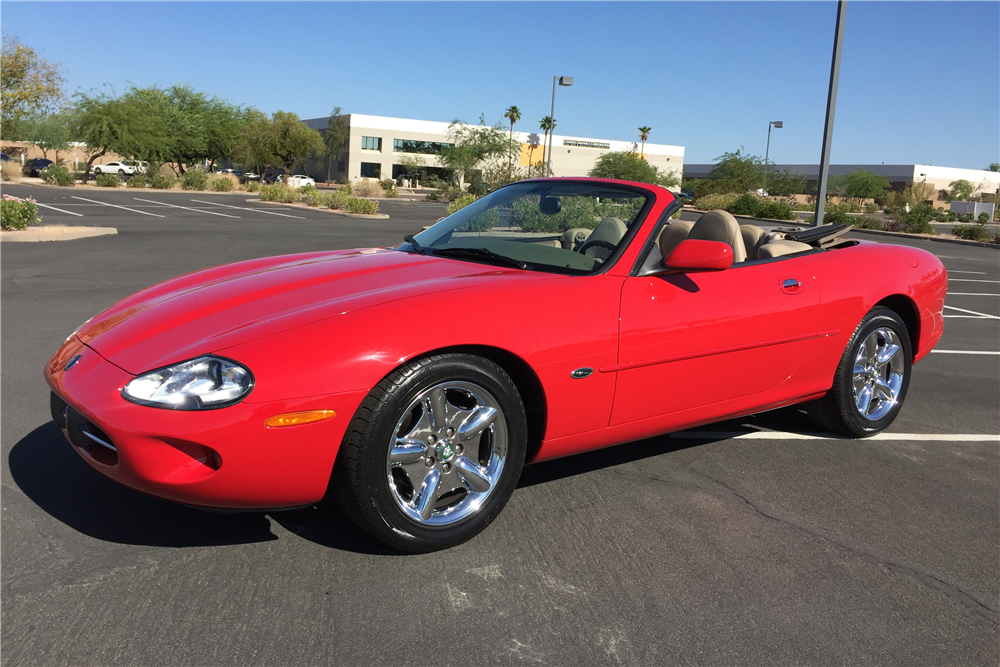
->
361, 136, 382, 151
393, 139, 453, 155
360, 162, 381, 178
337, 161, 346, 173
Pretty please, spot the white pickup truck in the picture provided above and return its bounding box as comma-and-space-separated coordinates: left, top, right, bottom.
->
92, 160, 147, 177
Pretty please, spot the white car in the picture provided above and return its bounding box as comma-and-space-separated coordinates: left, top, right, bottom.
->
93, 160, 147, 177
286, 175, 316, 188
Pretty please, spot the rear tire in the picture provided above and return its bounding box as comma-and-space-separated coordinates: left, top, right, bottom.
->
806, 306, 912, 438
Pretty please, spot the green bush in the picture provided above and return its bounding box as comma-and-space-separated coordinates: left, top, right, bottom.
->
243, 182, 261, 193
900, 203, 937, 234
300, 184, 319, 195
182, 170, 209, 191
299, 193, 322, 207
727, 193, 761, 217
446, 194, 478, 215
454, 207, 500, 232
425, 184, 464, 202
340, 182, 352, 195
953, 224, 992, 242
40, 164, 74, 186
320, 190, 349, 210
126, 174, 148, 188
211, 177, 235, 192
512, 195, 645, 233
864, 202, 878, 214
346, 197, 379, 215
978, 211, 990, 224
380, 179, 399, 198
882, 206, 893, 215
150, 173, 175, 189
805, 207, 851, 226
693, 192, 738, 211
845, 201, 862, 213
259, 184, 297, 203
1, 194, 40, 230
756, 200, 796, 221
94, 173, 120, 187
958, 213, 974, 223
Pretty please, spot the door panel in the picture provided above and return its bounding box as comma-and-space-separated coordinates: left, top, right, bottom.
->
611, 258, 822, 426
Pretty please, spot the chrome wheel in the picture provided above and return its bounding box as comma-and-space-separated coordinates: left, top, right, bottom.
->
386, 380, 508, 526
851, 327, 904, 421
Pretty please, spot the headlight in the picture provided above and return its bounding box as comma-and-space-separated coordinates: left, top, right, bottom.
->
122, 356, 254, 410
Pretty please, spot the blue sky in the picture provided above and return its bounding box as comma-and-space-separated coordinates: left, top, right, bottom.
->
3, 1, 998, 168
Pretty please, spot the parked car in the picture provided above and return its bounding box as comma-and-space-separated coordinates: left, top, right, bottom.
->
287, 175, 316, 188
92, 161, 147, 177
679, 189, 694, 200
1, 152, 11, 162
22, 158, 54, 177
45, 178, 946, 553
240, 172, 260, 183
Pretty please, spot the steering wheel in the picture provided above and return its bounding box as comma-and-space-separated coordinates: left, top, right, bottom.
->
577, 239, 617, 255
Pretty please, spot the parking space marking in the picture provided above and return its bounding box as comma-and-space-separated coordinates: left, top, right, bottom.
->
133, 198, 240, 219
36, 203, 84, 217
948, 293, 1000, 296
670, 431, 999, 442
71, 196, 164, 218
189, 199, 305, 219
943, 305, 1000, 319
931, 350, 1000, 355
949, 279, 1000, 284
948, 270, 988, 275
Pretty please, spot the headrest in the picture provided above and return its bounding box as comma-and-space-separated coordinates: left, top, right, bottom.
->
658, 220, 694, 258
689, 210, 747, 262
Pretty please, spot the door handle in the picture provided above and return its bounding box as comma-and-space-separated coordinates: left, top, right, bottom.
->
782, 279, 801, 289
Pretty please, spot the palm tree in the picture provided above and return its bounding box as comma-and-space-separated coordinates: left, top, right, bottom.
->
504, 105, 522, 169
540, 116, 556, 167
638, 126, 651, 158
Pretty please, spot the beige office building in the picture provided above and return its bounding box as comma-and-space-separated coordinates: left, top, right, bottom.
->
302, 114, 684, 185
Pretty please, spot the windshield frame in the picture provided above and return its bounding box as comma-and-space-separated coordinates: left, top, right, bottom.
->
397, 179, 660, 276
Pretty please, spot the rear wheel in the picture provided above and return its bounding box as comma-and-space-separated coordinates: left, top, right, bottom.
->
334, 354, 527, 552
807, 306, 912, 437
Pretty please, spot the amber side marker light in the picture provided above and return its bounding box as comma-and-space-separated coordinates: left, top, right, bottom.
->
265, 410, 337, 428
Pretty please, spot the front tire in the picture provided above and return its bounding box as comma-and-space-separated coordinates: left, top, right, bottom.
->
334, 354, 527, 552
807, 306, 912, 437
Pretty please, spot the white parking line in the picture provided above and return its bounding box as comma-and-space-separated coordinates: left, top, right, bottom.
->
948, 270, 987, 275
133, 198, 240, 219
669, 431, 999, 442
71, 196, 164, 218
945, 315, 997, 319
949, 279, 1000, 284
931, 350, 1000, 355
943, 305, 1000, 320
36, 203, 84, 217
948, 293, 1000, 296
189, 199, 305, 219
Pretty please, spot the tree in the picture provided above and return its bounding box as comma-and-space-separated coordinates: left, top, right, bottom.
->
844, 168, 890, 204
504, 105, 521, 169
539, 116, 556, 168
232, 110, 324, 181
709, 148, 763, 193
588, 149, 679, 188
825, 174, 848, 202
319, 106, 348, 183
637, 126, 651, 157
948, 179, 975, 201
764, 168, 806, 198
988, 163, 999, 172
17, 112, 71, 161
1, 37, 65, 140
439, 117, 518, 189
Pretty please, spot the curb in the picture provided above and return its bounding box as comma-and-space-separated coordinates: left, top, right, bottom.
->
247, 199, 390, 219
1, 226, 118, 242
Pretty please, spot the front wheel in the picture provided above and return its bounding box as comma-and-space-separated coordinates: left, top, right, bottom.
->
806, 306, 912, 437
334, 353, 527, 552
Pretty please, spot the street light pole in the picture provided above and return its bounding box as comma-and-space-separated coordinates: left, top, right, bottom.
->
813, 0, 847, 226
762, 120, 783, 194
546, 75, 573, 178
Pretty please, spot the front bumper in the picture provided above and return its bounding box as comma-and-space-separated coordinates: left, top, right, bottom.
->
45, 337, 368, 509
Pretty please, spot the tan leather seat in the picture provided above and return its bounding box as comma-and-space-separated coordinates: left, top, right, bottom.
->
739, 224, 768, 260
583, 216, 627, 259
757, 239, 812, 259
658, 220, 693, 258
688, 210, 747, 262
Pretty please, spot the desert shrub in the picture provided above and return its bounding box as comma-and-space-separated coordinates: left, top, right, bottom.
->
126, 174, 148, 188
897, 203, 937, 234
380, 179, 398, 198
454, 207, 500, 232
340, 182, 352, 195
41, 164, 74, 186
693, 192, 738, 211
150, 173, 175, 189
447, 194, 478, 215
209, 174, 238, 192
1, 161, 22, 182
756, 200, 796, 221
512, 195, 645, 233
844, 201, 862, 213
94, 173, 120, 187
299, 184, 319, 194
882, 206, 893, 215
727, 193, 761, 217
864, 202, 878, 214
805, 207, 851, 226
346, 197, 379, 215
978, 211, 991, 224
352, 180, 383, 198
243, 182, 261, 193
319, 190, 349, 210
182, 170, 209, 191
259, 184, 297, 203
425, 183, 464, 202
958, 213, 974, 223
953, 224, 991, 242
1, 194, 40, 230
299, 193, 322, 207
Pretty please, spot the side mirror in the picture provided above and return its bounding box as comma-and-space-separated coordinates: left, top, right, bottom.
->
662, 239, 733, 272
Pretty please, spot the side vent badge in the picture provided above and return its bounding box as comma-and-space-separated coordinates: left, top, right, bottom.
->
570, 367, 593, 379
64, 354, 82, 371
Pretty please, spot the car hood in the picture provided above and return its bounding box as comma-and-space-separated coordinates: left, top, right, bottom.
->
78, 247, 539, 374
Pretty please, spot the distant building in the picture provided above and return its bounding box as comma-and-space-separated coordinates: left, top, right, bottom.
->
683, 163, 1000, 207
301, 114, 684, 185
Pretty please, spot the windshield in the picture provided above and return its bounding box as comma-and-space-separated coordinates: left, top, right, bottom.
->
406, 181, 652, 275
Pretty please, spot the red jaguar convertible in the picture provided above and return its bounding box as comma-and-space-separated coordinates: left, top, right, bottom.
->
46, 178, 947, 552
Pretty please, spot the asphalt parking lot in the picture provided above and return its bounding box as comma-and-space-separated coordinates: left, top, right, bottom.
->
3, 184, 998, 666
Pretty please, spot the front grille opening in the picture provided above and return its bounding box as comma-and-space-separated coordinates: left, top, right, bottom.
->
74, 423, 118, 466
